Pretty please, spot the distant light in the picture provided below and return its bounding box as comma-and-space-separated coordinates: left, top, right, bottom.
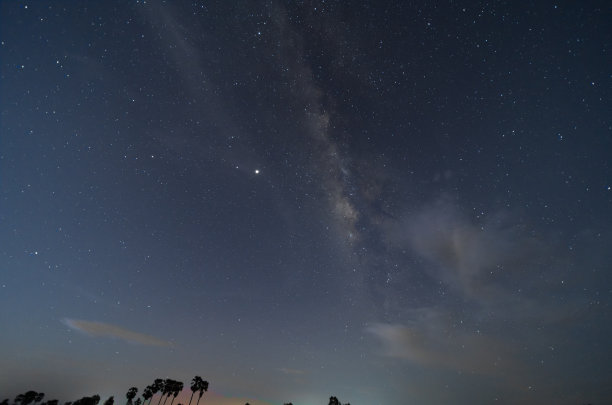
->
254, 169, 260, 174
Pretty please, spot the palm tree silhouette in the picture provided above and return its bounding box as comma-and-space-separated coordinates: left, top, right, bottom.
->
150, 379, 164, 405
141, 388, 153, 405
195, 380, 208, 405
103, 397, 114, 405
154, 380, 166, 405
188, 376, 203, 405
125, 388, 138, 405
169, 381, 183, 405
161, 380, 175, 405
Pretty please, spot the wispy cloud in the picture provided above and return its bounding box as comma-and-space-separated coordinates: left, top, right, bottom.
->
366, 309, 520, 376
367, 199, 591, 401
278, 367, 306, 375
384, 199, 537, 301
62, 318, 171, 347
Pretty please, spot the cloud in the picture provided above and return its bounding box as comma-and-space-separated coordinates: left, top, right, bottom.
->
278, 367, 306, 375
62, 318, 171, 347
366, 309, 520, 376
384, 199, 535, 301
366, 200, 589, 398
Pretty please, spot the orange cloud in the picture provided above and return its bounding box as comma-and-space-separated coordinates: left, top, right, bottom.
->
62, 318, 171, 347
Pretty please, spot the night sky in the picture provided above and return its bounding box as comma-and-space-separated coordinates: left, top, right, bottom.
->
1, 1, 611, 404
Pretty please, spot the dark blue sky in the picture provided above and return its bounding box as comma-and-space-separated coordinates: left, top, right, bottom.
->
1, 1, 611, 404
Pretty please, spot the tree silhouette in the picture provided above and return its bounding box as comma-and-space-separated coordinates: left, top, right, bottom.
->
25, 392, 39, 405
141, 387, 153, 405
327, 397, 349, 405
33, 393, 45, 405
125, 388, 138, 405
195, 380, 208, 405
169, 381, 183, 405
16, 391, 39, 405
162, 380, 171, 405
73, 395, 100, 405
188, 376, 203, 405
154, 380, 166, 405
328, 397, 340, 405
1, 383, 356, 405
161, 380, 175, 405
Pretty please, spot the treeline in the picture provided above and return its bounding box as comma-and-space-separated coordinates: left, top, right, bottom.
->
2, 376, 351, 405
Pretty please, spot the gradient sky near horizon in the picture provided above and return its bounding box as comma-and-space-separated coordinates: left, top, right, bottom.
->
1, 1, 611, 404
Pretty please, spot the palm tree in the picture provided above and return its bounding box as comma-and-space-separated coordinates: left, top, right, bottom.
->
169, 382, 183, 405
141, 388, 153, 405
188, 376, 203, 405
125, 388, 138, 405
150, 380, 163, 405
134, 400, 142, 405
195, 381, 208, 405
155, 380, 166, 405
103, 397, 114, 405
161, 380, 175, 405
